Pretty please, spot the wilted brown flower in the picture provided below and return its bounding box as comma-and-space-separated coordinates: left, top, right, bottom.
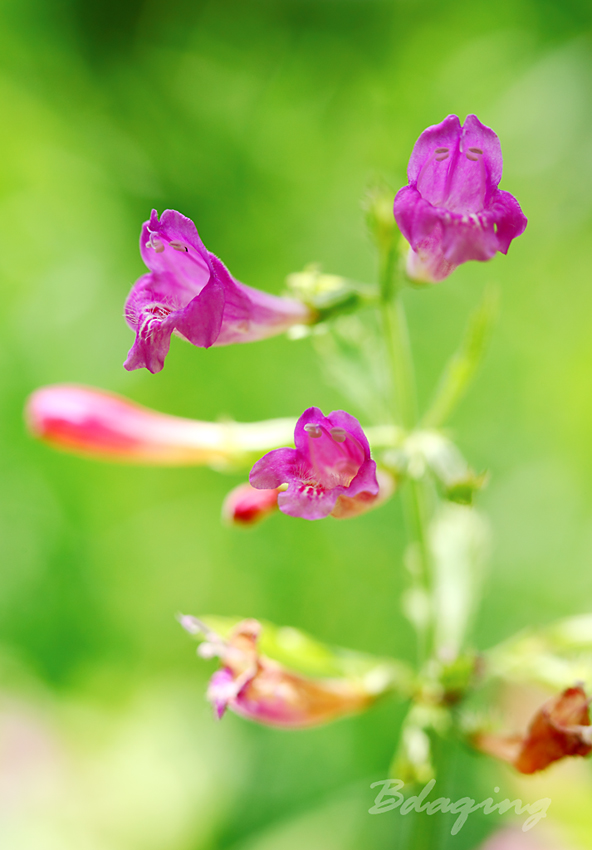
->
475, 685, 592, 774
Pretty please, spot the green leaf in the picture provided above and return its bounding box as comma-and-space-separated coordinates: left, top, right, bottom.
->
485, 614, 592, 691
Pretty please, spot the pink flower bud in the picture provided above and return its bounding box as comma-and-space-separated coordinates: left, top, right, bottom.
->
221, 482, 280, 526
25, 384, 296, 466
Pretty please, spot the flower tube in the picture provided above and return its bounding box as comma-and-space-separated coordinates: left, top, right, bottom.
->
393, 114, 527, 283
124, 209, 314, 373
179, 616, 375, 728
249, 407, 379, 520
25, 384, 297, 467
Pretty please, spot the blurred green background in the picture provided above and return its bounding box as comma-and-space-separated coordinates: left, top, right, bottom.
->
2, 0, 592, 847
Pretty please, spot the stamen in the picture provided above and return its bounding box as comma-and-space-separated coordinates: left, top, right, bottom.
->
304, 423, 322, 438
434, 147, 449, 162
147, 236, 164, 252
466, 147, 483, 161
330, 427, 347, 443
170, 240, 188, 252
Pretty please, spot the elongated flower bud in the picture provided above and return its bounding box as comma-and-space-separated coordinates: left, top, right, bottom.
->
180, 616, 375, 728
222, 482, 280, 526
25, 384, 296, 467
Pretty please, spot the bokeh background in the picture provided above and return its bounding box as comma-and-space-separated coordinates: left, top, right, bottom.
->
2, 0, 592, 847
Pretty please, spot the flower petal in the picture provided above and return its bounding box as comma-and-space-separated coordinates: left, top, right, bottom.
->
140, 208, 211, 280
407, 114, 462, 186
489, 189, 528, 255
124, 274, 226, 373
343, 458, 380, 499
331, 468, 395, 519
393, 186, 440, 249
440, 215, 499, 265
207, 668, 239, 719
249, 447, 298, 490
278, 482, 338, 520
326, 409, 373, 461
175, 279, 225, 347
462, 115, 503, 188
441, 116, 502, 214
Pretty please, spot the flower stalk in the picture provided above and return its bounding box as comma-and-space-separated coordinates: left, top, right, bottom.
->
371, 206, 433, 668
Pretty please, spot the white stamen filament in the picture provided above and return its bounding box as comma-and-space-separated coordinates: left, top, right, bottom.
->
147, 235, 164, 252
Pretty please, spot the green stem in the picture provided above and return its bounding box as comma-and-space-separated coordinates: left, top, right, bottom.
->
379, 247, 432, 667
380, 298, 417, 429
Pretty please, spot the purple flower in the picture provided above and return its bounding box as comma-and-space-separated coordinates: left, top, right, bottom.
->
124, 209, 313, 373
393, 115, 527, 283
249, 407, 379, 520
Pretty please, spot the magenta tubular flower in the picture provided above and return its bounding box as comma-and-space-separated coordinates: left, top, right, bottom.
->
124, 209, 313, 373
249, 407, 379, 520
393, 114, 527, 283
180, 617, 373, 728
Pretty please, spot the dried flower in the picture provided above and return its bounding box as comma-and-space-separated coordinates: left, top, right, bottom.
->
125, 209, 313, 373
475, 685, 592, 774
393, 115, 527, 283
180, 616, 374, 727
249, 407, 379, 520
